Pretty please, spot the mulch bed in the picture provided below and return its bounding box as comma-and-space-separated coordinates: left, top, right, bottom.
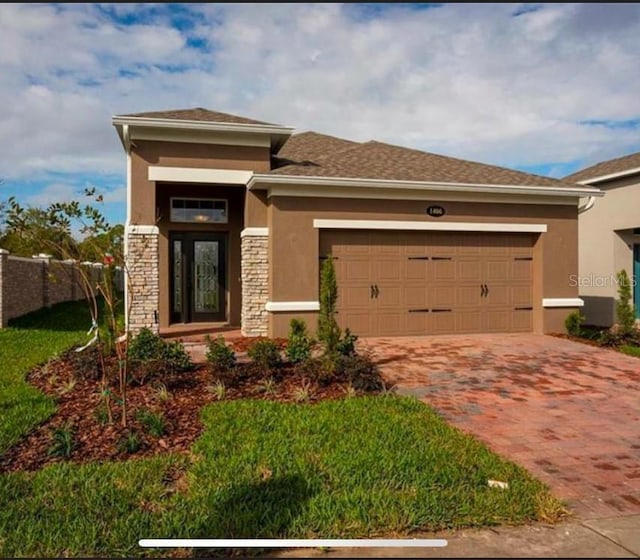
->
548, 332, 603, 348
0, 355, 356, 474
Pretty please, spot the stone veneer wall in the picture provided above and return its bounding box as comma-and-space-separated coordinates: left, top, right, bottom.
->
241, 234, 268, 336
127, 228, 160, 334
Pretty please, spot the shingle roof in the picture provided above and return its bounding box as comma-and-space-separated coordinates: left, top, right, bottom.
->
273, 136, 581, 188
121, 107, 275, 126
276, 132, 359, 163
564, 151, 640, 183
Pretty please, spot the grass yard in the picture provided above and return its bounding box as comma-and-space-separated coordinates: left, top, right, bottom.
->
620, 344, 640, 358
0, 301, 92, 454
0, 396, 564, 557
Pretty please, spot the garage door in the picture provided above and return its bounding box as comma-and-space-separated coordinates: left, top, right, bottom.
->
320, 230, 534, 336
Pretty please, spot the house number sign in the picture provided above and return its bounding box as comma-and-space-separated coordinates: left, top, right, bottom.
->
426, 205, 445, 217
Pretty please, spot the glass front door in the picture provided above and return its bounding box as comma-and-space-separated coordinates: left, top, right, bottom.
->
170, 233, 227, 323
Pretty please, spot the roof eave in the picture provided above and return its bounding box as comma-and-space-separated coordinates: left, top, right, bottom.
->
248, 174, 604, 198
575, 165, 640, 185
111, 115, 294, 152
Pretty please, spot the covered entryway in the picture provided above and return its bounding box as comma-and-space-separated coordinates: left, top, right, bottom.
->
320, 230, 535, 336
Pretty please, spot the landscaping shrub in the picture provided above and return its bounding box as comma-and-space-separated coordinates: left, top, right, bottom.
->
64, 345, 107, 382
117, 430, 142, 454
128, 328, 164, 362
297, 351, 384, 392
48, 423, 74, 458
136, 409, 166, 438
247, 339, 281, 371
286, 319, 312, 363
565, 310, 585, 337
318, 257, 341, 353
205, 336, 236, 372
336, 328, 358, 357
128, 329, 193, 385
615, 269, 636, 336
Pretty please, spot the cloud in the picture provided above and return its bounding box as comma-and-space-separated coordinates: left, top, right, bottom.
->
0, 1, 638, 199
25, 182, 79, 207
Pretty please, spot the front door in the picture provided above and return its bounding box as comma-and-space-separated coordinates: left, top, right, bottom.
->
634, 244, 640, 320
170, 233, 227, 323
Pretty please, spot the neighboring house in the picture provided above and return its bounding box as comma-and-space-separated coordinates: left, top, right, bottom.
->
112, 108, 600, 338
566, 152, 640, 326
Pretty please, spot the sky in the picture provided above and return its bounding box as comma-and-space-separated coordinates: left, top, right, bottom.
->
1, 3, 639, 226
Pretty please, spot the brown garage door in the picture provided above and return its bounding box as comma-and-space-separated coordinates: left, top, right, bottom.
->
320, 230, 534, 336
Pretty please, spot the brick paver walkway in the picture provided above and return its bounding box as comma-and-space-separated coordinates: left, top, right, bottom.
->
363, 334, 640, 520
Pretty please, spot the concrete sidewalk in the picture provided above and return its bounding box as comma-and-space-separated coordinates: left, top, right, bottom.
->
276, 514, 640, 558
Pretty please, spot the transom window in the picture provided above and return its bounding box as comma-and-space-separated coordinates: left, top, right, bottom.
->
170, 198, 228, 224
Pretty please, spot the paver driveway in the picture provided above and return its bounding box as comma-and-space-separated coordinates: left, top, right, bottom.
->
362, 334, 640, 520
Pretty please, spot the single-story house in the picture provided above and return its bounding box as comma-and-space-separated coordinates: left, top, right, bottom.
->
112, 108, 601, 338
566, 152, 640, 326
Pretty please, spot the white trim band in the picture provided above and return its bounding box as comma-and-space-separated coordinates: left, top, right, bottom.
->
313, 219, 548, 233
250, 173, 603, 198
149, 166, 252, 185
265, 301, 320, 312
542, 298, 584, 308
140, 538, 448, 549
241, 227, 269, 237
127, 225, 159, 235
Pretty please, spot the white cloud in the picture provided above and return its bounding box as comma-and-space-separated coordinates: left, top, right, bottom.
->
25, 182, 79, 207
0, 2, 639, 188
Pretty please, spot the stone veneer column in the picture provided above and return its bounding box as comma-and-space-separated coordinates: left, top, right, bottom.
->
126, 225, 159, 334
241, 229, 269, 336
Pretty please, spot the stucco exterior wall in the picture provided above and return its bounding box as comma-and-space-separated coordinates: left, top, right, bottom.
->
266, 195, 580, 337
578, 175, 640, 325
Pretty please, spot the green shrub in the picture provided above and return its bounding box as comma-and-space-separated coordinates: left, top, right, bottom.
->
616, 270, 636, 335
117, 430, 142, 454
286, 319, 312, 363
565, 310, 585, 337
297, 351, 384, 392
136, 409, 166, 438
128, 328, 164, 361
317, 257, 341, 353
205, 336, 236, 371
336, 328, 358, 356
48, 423, 74, 458
161, 341, 193, 372
64, 345, 108, 381
247, 339, 281, 371
128, 329, 193, 385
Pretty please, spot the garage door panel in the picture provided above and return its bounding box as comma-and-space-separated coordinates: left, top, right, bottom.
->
486, 284, 510, 305
431, 311, 456, 333
339, 285, 371, 308
344, 260, 372, 281
432, 285, 456, 307
485, 260, 509, 281
513, 310, 533, 331
457, 285, 482, 306
405, 285, 428, 307
457, 260, 482, 281
512, 261, 533, 281
485, 309, 511, 332
456, 310, 483, 333
323, 230, 535, 336
512, 286, 533, 306
406, 260, 429, 280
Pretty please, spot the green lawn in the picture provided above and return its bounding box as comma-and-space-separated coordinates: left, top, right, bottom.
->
0, 397, 564, 557
621, 344, 640, 357
0, 301, 92, 454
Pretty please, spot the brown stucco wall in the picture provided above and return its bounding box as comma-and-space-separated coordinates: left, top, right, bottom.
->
245, 190, 268, 227
156, 183, 245, 328
267, 195, 579, 337
130, 141, 270, 225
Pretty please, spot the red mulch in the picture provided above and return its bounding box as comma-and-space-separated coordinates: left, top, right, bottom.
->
225, 337, 288, 353
0, 355, 356, 474
548, 332, 604, 348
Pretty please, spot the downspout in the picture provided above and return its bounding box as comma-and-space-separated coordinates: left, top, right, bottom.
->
578, 195, 596, 214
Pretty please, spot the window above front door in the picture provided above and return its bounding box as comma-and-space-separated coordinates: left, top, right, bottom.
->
170, 198, 228, 224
